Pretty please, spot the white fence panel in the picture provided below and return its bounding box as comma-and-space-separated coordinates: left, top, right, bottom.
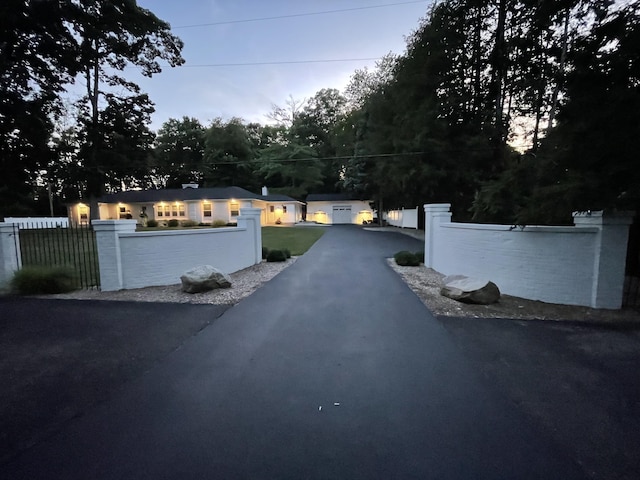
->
385, 208, 418, 229
5, 217, 69, 228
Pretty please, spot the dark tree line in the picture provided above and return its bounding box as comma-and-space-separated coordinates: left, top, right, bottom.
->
2, 0, 638, 224
1, 0, 183, 218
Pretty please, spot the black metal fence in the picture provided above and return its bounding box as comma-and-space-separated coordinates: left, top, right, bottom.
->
15, 222, 100, 290
623, 217, 639, 308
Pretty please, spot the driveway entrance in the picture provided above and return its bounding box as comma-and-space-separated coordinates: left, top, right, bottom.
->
3, 226, 592, 479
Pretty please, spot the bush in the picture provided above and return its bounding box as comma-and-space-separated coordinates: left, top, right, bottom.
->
212, 219, 227, 228
11, 266, 77, 294
414, 250, 425, 263
198, 222, 211, 227
394, 250, 420, 266
262, 247, 269, 259
283, 248, 291, 258
181, 220, 198, 227
266, 249, 287, 262
146, 219, 158, 227
167, 219, 179, 227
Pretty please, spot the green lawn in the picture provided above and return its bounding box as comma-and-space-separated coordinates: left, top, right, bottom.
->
262, 226, 326, 256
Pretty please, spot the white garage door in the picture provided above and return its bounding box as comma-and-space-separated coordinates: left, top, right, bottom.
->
332, 206, 352, 224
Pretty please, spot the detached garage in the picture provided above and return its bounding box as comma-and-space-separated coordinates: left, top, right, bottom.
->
306, 193, 374, 225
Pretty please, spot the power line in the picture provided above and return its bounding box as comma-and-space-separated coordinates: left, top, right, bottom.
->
75, 151, 431, 171
178, 57, 382, 68
173, 1, 428, 29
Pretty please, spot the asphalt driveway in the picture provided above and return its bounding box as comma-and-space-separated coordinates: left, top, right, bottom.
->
1, 226, 638, 479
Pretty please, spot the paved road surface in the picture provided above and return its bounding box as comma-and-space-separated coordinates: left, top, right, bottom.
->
3, 227, 591, 479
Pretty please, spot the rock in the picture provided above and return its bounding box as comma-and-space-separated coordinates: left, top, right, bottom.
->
180, 265, 232, 293
440, 275, 500, 305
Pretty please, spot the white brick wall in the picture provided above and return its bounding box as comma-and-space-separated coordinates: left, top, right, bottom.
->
424, 204, 633, 309
94, 208, 262, 291
0, 224, 21, 290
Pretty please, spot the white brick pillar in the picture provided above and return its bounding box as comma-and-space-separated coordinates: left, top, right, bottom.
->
0, 223, 21, 290
573, 211, 634, 309
237, 208, 263, 265
92, 220, 137, 291
423, 204, 452, 269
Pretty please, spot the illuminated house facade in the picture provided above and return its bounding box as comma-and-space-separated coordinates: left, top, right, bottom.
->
306, 193, 374, 225
68, 186, 303, 226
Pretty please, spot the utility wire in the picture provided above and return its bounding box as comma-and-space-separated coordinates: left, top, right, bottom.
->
173, 1, 428, 29
178, 58, 382, 67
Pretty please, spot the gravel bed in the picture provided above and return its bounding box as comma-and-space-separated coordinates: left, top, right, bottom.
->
388, 259, 639, 323
42, 258, 297, 305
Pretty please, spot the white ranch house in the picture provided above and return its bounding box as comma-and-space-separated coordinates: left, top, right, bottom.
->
305, 193, 374, 225
68, 186, 303, 226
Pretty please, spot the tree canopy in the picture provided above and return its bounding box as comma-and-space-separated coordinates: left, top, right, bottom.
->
2, 0, 637, 226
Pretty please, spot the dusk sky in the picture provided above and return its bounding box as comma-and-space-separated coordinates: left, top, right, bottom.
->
127, 0, 431, 130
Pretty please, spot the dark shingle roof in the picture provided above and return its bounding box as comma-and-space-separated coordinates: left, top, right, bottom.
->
306, 193, 370, 202
262, 194, 302, 203
98, 186, 301, 204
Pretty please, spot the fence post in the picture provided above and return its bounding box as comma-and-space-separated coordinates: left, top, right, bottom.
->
237, 208, 263, 265
423, 204, 452, 269
0, 223, 21, 290
574, 211, 634, 309
92, 220, 137, 291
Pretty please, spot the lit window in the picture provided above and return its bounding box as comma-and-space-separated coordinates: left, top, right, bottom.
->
282, 205, 287, 213
230, 202, 239, 217
203, 202, 212, 217
79, 205, 88, 221
269, 206, 274, 213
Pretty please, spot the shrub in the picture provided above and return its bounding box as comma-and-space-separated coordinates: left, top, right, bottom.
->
414, 250, 425, 263
266, 249, 287, 262
283, 248, 291, 258
181, 220, 198, 227
212, 219, 227, 228
394, 250, 420, 266
146, 219, 158, 227
198, 222, 211, 227
11, 266, 77, 295
167, 219, 179, 227
262, 247, 269, 259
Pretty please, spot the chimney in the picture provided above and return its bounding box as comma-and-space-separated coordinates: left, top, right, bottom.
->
182, 183, 199, 189
261, 186, 268, 196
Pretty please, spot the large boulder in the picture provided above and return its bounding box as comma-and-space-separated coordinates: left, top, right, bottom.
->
181, 265, 232, 294
440, 275, 500, 305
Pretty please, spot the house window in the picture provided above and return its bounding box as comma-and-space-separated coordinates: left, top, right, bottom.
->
230, 202, 239, 217
119, 206, 127, 219
269, 206, 274, 213
203, 202, 212, 217
156, 203, 185, 218
79, 205, 88, 221
282, 205, 287, 213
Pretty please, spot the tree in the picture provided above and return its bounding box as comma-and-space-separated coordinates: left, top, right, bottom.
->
0, 0, 80, 216
473, 0, 640, 224
203, 118, 259, 189
255, 140, 324, 198
292, 88, 349, 192
73, 0, 184, 215
153, 117, 206, 188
